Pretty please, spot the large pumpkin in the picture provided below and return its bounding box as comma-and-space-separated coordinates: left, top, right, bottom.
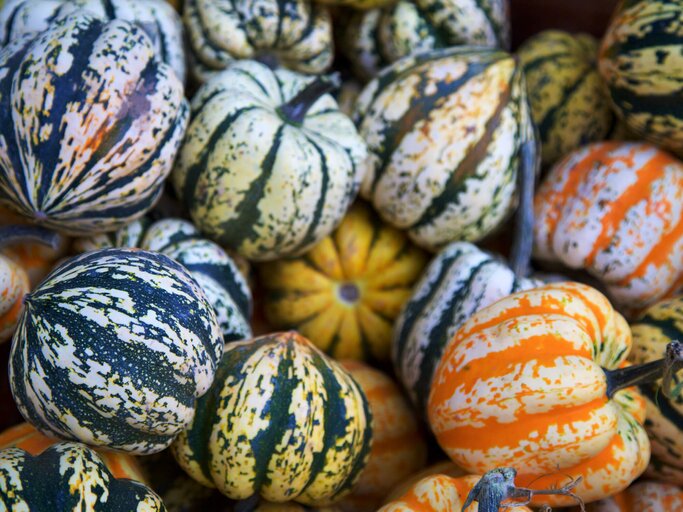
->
9, 248, 224, 454
587, 481, 683, 511
0, 12, 189, 235
171, 332, 373, 505
260, 202, 427, 362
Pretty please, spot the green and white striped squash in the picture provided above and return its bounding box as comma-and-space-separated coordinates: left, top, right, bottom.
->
185, 0, 333, 83
599, 0, 683, 156
75, 217, 252, 343
518, 30, 614, 167
0, 0, 186, 82
171, 331, 373, 505
0, 12, 189, 235
9, 248, 224, 455
392, 242, 543, 412
0, 442, 165, 511
342, 0, 510, 82
355, 47, 535, 251
172, 60, 368, 261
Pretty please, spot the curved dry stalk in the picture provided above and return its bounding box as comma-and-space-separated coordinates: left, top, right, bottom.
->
663, 340, 683, 399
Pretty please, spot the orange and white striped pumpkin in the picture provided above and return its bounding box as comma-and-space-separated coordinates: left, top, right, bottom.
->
587, 481, 683, 511
0, 253, 28, 343
383, 461, 465, 505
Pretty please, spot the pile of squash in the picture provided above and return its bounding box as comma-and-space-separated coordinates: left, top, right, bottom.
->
0, 0, 682, 511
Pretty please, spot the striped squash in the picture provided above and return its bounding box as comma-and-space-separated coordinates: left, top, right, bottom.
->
0, 0, 186, 82
383, 461, 465, 505
184, 0, 332, 82
518, 30, 614, 167
172, 60, 368, 261
428, 281, 652, 505
599, 0, 683, 156
0, 12, 189, 235
0, 442, 165, 511
354, 46, 536, 251
75, 217, 252, 343
9, 248, 224, 454
587, 481, 683, 512
393, 242, 543, 412
0, 253, 28, 343
534, 141, 683, 314
260, 202, 427, 362
630, 296, 683, 485
171, 332, 373, 505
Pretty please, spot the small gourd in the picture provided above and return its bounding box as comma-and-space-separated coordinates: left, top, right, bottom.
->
587, 481, 683, 511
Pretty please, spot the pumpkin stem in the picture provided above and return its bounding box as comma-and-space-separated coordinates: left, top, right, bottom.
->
0, 225, 61, 250
278, 72, 341, 126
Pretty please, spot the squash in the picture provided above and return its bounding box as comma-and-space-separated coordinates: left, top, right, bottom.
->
0, 11, 189, 235
383, 461, 465, 504
9, 248, 224, 455
518, 30, 614, 167
316, 0, 393, 9
599, 0, 683, 156
354, 46, 536, 251
0, 442, 165, 510
534, 141, 683, 314
393, 241, 543, 412
172, 60, 368, 261
259, 202, 427, 362
587, 481, 683, 511
75, 217, 252, 343
171, 331, 373, 505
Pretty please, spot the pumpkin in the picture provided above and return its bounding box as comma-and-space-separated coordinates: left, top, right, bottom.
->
171, 331, 373, 505
534, 141, 683, 314
518, 30, 614, 167
184, 0, 333, 82
172, 60, 368, 261
383, 461, 465, 504
9, 248, 224, 454
587, 481, 683, 511
0, 442, 165, 510
393, 241, 543, 412
0, 12, 189, 235
259, 202, 427, 362
599, 0, 683, 156
0, 0, 186, 82
75, 217, 252, 343
354, 46, 536, 251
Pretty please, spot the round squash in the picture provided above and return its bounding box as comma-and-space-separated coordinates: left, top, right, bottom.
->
259, 202, 427, 362
171, 331, 373, 505
172, 60, 368, 261
9, 248, 224, 455
587, 481, 683, 511
0, 12, 189, 235
354, 46, 536, 251
383, 461, 465, 504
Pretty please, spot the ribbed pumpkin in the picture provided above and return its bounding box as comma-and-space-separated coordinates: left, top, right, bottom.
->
428, 281, 658, 505
534, 141, 683, 313
518, 30, 613, 167
0, 0, 186, 82
599, 0, 683, 156
0, 442, 165, 510
173, 60, 368, 261
393, 242, 543, 412
355, 46, 536, 251
383, 461, 465, 504
171, 332, 373, 505
0, 12, 189, 235
10, 248, 224, 455
260, 202, 427, 362
587, 481, 683, 511
184, 0, 333, 82
75, 217, 252, 343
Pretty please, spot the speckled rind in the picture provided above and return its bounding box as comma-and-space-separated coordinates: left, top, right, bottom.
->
588, 481, 683, 511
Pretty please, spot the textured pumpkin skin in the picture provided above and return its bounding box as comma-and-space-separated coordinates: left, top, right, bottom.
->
587, 481, 683, 511
173, 60, 368, 261
383, 461, 465, 505
518, 30, 613, 167
0, 253, 29, 343
0, 12, 189, 235
172, 332, 373, 505
10, 248, 224, 455
599, 0, 683, 156
355, 47, 534, 250
0, 442, 165, 511
629, 296, 683, 485
260, 202, 427, 362
534, 141, 683, 313
393, 242, 543, 412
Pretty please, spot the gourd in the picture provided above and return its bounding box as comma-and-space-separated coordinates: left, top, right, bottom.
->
259, 202, 427, 362
316, 0, 393, 9
172, 60, 368, 261
9, 248, 224, 454
383, 461, 465, 504
0, 12, 189, 235
587, 481, 683, 511
75, 217, 252, 343
171, 331, 373, 505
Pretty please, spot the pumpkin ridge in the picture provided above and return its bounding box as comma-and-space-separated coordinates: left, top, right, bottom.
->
301, 138, 331, 248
